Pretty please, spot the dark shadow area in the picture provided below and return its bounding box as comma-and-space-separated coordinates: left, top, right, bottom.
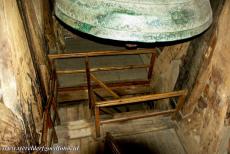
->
104, 138, 159, 154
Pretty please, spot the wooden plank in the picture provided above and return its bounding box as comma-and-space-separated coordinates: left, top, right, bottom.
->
69, 128, 91, 139
172, 90, 188, 120
96, 90, 187, 107
66, 105, 79, 122
148, 53, 157, 80
93, 90, 106, 101
58, 80, 149, 91
83, 102, 91, 121
90, 74, 120, 99
56, 121, 92, 139
41, 110, 48, 145
85, 56, 93, 108
56, 64, 149, 74
101, 110, 176, 124
58, 84, 151, 103
93, 91, 114, 115
58, 107, 67, 124
95, 107, 101, 137
48, 49, 156, 59
78, 103, 85, 120
101, 115, 175, 137
52, 79, 61, 125
57, 120, 91, 130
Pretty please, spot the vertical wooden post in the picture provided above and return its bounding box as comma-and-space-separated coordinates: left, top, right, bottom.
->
148, 52, 157, 80
49, 59, 61, 125
47, 111, 58, 145
41, 110, 48, 145
85, 56, 93, 109
95, 107, 101, 137
172, 90, 187, 120
52, 79, 61, 125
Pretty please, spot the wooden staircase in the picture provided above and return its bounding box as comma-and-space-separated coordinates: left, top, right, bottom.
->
48, 47, 187, 153
53, 109, 186, 154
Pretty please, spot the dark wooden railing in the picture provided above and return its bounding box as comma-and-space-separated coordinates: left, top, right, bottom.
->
93, 89, 187, 137
49, 49, 157, 93
48, 49, 188, 138
105, 132, 122, 154
41, 60, 60, 146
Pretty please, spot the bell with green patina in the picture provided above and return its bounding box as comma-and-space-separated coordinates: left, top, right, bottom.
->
55, 0, 213, 43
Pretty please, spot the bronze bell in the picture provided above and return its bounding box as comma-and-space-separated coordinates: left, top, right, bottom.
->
55, 0, 213, 43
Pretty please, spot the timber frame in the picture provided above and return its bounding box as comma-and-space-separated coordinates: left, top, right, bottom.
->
49, 48, 157, 98
93, 89, 187, 137
41, 61, 60, 146
48, 48, 187, 138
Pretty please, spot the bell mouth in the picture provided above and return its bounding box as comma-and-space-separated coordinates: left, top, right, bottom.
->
55, 0, 213, 43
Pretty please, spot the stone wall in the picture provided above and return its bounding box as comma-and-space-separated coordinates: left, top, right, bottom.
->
0, 0, 56, 146
177, 1, 230, 153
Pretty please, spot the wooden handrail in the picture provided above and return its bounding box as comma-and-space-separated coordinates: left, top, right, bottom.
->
48, 49, 156, 59
172, 90, 188, 119
96, 90, 187, 107
94, 90, 188, 137
148, 53, 157, 80
56, 64, 149, 74
58, 80, 150, 92
41, 64, 60, 145
101, 110, 176, 124
85, 56, 93, 109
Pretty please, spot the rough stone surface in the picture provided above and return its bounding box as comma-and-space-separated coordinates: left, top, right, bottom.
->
0, 103, 24, 147
177, 1, 230, 153
150, 42, 189, 109
0, 0, 47, 146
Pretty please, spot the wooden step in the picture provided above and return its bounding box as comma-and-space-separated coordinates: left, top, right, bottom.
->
101, 113, 176, 138
56, 120, 93, 139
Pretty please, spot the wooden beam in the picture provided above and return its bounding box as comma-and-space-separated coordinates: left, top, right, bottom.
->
96, 90, 187, 107
90, 74, 120, 99
148, 53, 157, 80
51, 79, 61, 125
58, 80, 149, 92
41, 110, 48, 145
172, 90, 188, 120
93, 90, 106, 101
48, 49, 156, 59
90, 74, 124, 113
48, 112, 58, 146
58, 84, 151, 103
85, 56, 93, 108
101, 110, 176, 124
95, 107, 100, 137
56, 64, 149, 74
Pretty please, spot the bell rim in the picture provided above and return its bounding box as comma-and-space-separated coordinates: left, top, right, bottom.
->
55, 8, 212, 43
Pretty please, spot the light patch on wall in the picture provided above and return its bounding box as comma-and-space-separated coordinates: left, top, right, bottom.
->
0, 69, 23, 121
